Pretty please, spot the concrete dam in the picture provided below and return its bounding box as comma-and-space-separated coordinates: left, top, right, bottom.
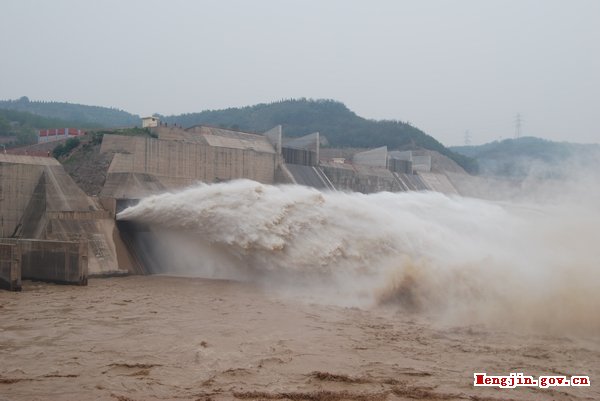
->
0, 123, 463, 288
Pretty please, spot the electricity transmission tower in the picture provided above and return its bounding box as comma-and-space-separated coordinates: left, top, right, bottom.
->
515, 113, 523, 138
464, 130, 472, 145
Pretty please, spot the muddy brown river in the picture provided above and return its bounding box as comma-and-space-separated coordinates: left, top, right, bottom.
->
1, 276, 598, 401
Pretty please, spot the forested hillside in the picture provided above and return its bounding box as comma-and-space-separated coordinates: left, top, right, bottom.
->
161, 99, 477, 172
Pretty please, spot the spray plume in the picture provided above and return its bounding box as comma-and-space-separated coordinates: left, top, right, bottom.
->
118, 180, 600, 334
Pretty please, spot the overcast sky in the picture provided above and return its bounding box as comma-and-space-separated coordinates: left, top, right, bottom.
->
1, 0, 599, 146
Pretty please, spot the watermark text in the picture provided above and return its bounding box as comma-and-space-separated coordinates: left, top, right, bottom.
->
474, 372, 590, 389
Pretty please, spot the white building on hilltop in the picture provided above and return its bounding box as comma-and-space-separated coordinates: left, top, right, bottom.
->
141, 116, 160, 128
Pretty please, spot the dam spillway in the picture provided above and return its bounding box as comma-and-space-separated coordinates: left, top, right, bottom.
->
1, 124, 464, 288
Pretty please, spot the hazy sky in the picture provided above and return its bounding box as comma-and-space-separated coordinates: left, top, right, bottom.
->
2, 0, 599, 146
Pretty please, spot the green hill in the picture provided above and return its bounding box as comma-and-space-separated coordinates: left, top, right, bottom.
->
0, 96, 139, 128
0, 108, 104, 146
160, 99, 477, 173
451, 137, 600, 178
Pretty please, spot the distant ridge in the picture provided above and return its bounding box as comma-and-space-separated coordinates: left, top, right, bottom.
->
451, 136, 600, 177
0, 96, 139, 128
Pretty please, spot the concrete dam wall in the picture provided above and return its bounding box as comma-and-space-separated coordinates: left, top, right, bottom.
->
100, 132, 277, 199
317, 162, 456, 194
0, 154, 122, 279
0, 155, 55, 238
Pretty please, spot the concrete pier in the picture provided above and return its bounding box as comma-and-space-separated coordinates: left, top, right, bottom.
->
0, 243, 21, 291
1, 239, 88, 286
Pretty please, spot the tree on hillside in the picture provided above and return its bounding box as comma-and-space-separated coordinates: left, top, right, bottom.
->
53, 137, 80, 158
0, 116, 10, 135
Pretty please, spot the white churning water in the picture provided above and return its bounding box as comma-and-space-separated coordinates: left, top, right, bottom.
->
118, 179, 600, 333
